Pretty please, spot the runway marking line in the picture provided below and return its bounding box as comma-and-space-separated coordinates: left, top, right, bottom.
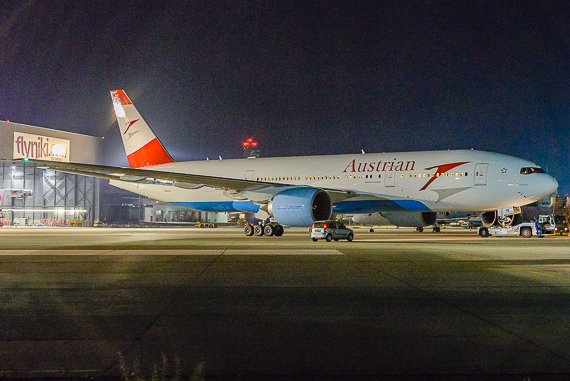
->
500, 265, 556, 278
223, 249, 343, 255
0, 249, 344, 256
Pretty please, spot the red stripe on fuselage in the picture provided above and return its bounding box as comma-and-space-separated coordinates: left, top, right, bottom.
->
126, 138, 175, 168
419, 161, 470, 191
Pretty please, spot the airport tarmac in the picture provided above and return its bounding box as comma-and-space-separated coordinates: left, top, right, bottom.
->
1, 226, 570, 380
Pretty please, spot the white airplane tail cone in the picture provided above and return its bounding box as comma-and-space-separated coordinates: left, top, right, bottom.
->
110, 90, 175, 168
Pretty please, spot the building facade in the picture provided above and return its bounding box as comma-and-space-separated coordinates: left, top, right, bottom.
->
0, 121, 102, 226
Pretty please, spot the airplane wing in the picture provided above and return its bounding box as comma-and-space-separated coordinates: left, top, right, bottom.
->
24, 159, 354, 199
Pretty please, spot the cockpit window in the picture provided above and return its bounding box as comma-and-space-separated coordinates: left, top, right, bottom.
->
520, 167, 545, 175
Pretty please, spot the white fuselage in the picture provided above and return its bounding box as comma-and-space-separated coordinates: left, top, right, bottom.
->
110, 149, 557, 214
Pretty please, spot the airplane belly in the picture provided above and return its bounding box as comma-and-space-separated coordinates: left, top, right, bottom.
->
109, 180, 259, 213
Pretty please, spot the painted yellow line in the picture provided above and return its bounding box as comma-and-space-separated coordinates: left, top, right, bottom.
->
500, 265, 556, 278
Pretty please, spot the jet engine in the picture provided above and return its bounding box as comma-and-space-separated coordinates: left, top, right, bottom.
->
383, 211, 437, 228
266, 188, 332, 226
481, 210, 523, 227
481, 211, 497, 227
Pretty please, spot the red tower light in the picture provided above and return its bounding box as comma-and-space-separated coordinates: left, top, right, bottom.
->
242, 137, 260, 157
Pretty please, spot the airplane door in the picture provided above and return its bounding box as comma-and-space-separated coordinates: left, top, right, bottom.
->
245, 170, 254, 180
474, 163, 488, 186
385, 172, 395, 187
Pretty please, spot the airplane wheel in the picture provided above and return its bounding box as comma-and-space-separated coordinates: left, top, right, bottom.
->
244, 225, 254, 236
264, 225, 275, 236
347, 233, 354, 242
274, 225, 284, 237
433, 226, 441, 233
312, 238, 318, 242
417, 227, 424, 233
325, 234, 332, 242
369, 228, 374, 232
254, 225, 264, 236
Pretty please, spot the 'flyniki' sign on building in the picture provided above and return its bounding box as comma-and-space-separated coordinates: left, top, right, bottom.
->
13, 132, 70, 162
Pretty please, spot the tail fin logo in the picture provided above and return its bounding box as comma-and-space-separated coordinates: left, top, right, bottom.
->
124, 119, 140, 134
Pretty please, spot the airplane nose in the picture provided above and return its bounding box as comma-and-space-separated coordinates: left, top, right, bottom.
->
544, 174, 558, 195
520, 173, 558, 201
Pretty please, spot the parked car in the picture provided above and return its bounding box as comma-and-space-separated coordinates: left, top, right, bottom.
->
310, 220, 354, 242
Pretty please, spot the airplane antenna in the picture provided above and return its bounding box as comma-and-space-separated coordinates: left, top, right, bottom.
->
361, 149, 365, 154
219, 156, 222, 160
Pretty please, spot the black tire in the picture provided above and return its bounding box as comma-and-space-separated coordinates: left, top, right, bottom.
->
254, 225, 264, 236
347, 233, 354, 242
312, 238, 318, 242
521, 227, 532, 238
479, 227, 489, 237
274, 225, 284, 237
433, 226, 441, 233
325, 234, 332, 242
264, 225, 274, 236
244, 225, 254, 236
369, 228, 374, 232
417, 227, 424, 233
334, 238, 339, 241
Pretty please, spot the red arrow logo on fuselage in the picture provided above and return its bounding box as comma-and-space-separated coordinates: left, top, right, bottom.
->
420, 161, 471, 191
124, 119, 139, 134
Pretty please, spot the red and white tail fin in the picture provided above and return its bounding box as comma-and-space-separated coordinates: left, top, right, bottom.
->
110, 90, 175, 168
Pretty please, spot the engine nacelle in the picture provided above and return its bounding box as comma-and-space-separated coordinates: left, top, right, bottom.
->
267, 188, 332, 227
482, 210, 523, 227
383, 211, 437, 228
481, 211, 497, 227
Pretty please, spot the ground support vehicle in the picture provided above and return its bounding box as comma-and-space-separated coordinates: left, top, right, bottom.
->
553, 214, 569, 235
195, 222, 217, 228
537, 215, 556, 235
551, 194, 569, 235
478, 223, 539, 238
311, 220, 354, 242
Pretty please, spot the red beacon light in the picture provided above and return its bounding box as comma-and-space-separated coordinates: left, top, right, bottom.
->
242, 138, 258, 147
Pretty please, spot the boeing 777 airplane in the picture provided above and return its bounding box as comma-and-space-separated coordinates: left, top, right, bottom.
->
26, 90, 558, 237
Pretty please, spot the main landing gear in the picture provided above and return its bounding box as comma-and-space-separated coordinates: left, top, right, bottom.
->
244, 223, 284, 237
414, 226, 441, 233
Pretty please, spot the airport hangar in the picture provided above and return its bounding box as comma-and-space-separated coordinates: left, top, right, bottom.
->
0, 121, 231, 227
0, 121, 103, 226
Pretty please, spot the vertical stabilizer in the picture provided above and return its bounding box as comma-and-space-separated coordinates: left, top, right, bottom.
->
110, 90, 175, 168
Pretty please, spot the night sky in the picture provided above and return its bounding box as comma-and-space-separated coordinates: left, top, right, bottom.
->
1, 1, 570, 192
